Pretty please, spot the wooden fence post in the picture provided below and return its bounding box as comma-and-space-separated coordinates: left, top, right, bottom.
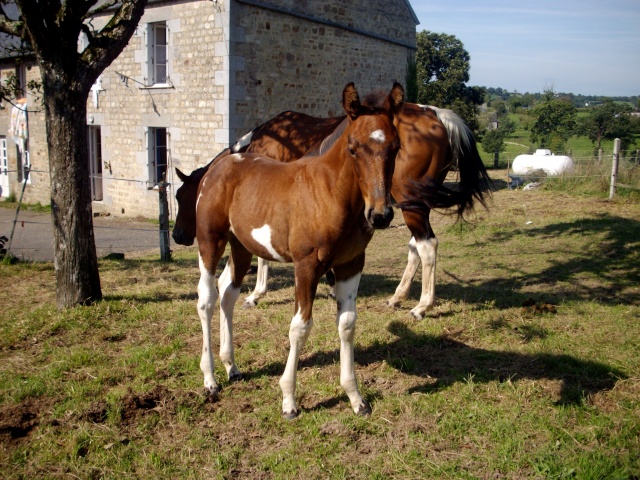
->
609, 138, 621, 200
158, 181, 171, 261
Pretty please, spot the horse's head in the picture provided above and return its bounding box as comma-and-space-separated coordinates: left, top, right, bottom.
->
342, 82, 403, 229
172, 167, 200, 246
173, 150, 232, 245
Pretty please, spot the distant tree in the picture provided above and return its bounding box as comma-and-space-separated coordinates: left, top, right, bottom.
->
482, 116, 516, 157
415, 30, 485, 132
528, 99, 577, 151
491, 100, 507, 117
576, 100, 635, 151
0, 0, 147, 308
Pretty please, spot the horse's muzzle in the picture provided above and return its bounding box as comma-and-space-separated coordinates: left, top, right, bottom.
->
172, 228, 195, 246
367, 205, 394, 229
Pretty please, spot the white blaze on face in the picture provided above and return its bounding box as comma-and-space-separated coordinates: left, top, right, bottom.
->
251, 225, 286, 262
370, 129, 386, 143
232, 130, 253, 152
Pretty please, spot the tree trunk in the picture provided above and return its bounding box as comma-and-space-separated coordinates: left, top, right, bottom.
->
44, 74, 102, 308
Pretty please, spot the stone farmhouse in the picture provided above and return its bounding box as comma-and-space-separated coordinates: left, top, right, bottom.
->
0, 0, 418, 219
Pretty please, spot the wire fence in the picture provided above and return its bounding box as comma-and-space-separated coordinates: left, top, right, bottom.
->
2, 145, 638, 263
495, 147, 640, 194
0, 213, 167, 263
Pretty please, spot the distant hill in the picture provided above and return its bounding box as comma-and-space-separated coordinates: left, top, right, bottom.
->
482, 87, 638, 109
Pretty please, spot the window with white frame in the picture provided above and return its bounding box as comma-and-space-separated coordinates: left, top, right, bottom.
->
146, 22, 168, 86
147, 127, 168, 186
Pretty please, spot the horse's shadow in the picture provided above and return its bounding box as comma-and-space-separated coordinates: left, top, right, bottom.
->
245, 320, 625, 407
358, 213, 640, 308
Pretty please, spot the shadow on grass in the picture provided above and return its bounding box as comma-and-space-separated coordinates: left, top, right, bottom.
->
246, 321, 625, 408
361, 212, 640, 307
101, 213, 639, 310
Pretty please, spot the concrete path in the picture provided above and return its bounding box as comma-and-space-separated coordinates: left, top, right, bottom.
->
0, 206, 172, 262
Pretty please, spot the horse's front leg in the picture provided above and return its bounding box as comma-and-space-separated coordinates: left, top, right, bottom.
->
243, 257, 269, 308
279, 263, 321, 419
219, 238, 254, 381
334, 256, 370, 415
197, 254, 220, 395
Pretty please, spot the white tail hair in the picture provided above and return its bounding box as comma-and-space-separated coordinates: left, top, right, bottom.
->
419, 105, 473, 162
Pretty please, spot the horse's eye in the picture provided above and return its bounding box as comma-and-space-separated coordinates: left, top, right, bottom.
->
348, 147, 356, 157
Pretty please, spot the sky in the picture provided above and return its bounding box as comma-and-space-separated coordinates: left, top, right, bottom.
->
410, 0, 640, 97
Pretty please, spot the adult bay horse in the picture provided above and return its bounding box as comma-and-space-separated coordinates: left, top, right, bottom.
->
196, 82, 403, 418
173, 99, 491, 320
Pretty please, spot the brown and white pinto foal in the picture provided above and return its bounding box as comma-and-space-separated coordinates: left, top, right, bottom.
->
174, 100, 490, 320
195, 82, 403, 418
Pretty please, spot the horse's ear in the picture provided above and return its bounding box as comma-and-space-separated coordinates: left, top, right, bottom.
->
388, 82, 404, 115
175, 168, 188, 182
342, 82, 361, 119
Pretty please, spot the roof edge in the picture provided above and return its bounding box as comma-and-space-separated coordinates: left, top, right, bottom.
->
403, 0, 419, 25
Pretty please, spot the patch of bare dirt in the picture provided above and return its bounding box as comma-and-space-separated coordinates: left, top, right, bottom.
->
0, 397, 50, 443
119, 385, 173, 425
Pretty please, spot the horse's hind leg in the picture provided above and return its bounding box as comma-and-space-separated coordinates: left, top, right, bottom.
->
219, 237, 253, 381
387, 236, 421, 307
387, 209, 437, 320
409, 235, 438, 320
243, 257, 269, 308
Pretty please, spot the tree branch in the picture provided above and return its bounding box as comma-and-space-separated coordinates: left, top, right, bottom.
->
85, 0, 118, 20
0, 7, 23, 37
80, 0, 147, 82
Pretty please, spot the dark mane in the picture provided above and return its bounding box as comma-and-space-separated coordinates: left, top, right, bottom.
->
308, 118, 348, 157
362, 89, 390, 109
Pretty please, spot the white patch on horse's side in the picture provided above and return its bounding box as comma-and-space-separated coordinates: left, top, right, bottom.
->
251, 225, 286, 262
196, 177, 207, 212
232, 131, 253, 152
370, 129, 385, 143
230, 153, 245, 162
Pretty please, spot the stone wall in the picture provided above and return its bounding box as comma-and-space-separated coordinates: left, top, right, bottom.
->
232, 0, 416, 131
85, 0, 228, 218
0, 61, 49, 206
0, 0, 416, 219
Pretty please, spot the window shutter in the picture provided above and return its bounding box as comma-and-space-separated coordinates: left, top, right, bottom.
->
145, 127, 153, 183
144, 24, 152, 85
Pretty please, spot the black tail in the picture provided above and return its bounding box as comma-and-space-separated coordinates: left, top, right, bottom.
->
398, 106, 493, 218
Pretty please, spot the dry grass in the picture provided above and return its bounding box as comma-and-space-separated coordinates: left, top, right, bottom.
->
1, 172, 639, 479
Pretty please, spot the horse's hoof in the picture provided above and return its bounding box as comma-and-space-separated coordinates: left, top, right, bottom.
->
387, 299, 401, 309
243, 299, 257, 309
204, 384, 220, 399
228, 371, 243, 383
282, 409, 299, 420
356, 401, 372, 416
409, 308, 425, 320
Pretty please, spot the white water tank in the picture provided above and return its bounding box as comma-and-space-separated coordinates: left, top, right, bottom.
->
512, 149, 574, 176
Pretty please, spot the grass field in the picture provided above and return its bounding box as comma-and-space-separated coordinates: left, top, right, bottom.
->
1, 171, 639, 479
